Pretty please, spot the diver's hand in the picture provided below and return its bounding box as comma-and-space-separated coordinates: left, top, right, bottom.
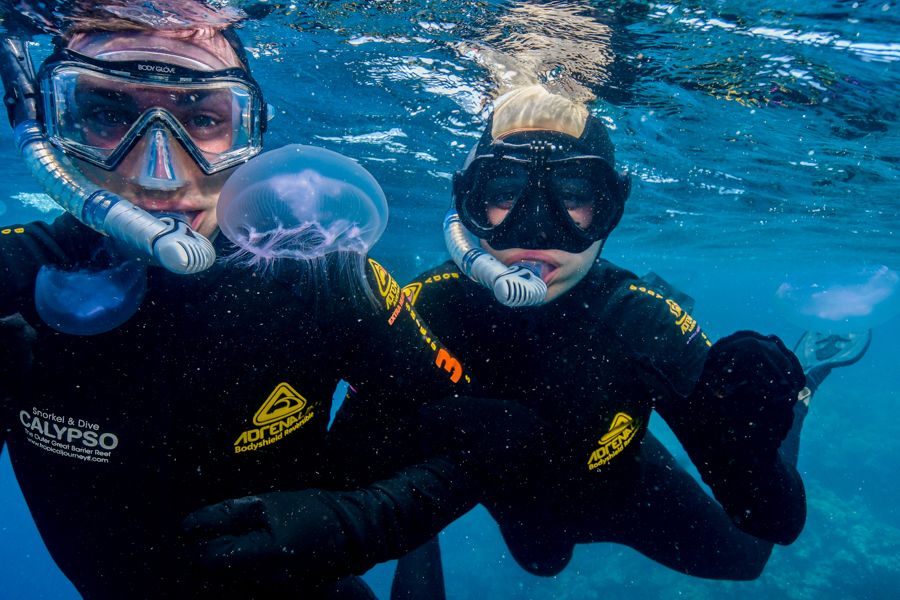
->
693, 330, 806, 464
182, 458, 475, 595
182, 490, 341, 594
667, 331, 809, 544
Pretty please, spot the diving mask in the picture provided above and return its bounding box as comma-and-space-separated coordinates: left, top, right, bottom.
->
38, 48, 266, 176
453, 122, 630, 254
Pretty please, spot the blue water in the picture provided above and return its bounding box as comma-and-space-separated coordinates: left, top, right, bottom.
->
1, 1, 898, 598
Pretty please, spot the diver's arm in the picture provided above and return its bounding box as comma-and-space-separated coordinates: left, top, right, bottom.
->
0, 219, 67, 451
183, 457, 476, 593
699, 446, 806, 545
597, 273, 806, 542
326, 384, 423, 487
656, 331, 807, 544
0, 216, 82, 316
341, 257, 471, 402
184, 392, 556, 595
0, 314, 36, 455
600, 270, 710, 398
323, 255, 477, 484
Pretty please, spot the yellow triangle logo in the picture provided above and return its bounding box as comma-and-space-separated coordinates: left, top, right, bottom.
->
402, 282, 422, 305
598, 412, 635, 445
253, 382, 307, 426
367, 258, 392, 299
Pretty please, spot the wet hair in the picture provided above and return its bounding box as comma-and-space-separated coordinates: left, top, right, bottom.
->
465, 84, 615, 167
55, 24, 252, 73
37, 1, 244, 37
60, 21, 223, 38
220, 27, 252, 72
490, 85, 591, 140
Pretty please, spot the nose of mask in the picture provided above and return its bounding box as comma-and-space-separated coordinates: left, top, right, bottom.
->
136, 123, 188, 191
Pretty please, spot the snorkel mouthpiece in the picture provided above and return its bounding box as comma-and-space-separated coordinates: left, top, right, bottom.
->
443, 209, 547, 307
511, 260, 543, 278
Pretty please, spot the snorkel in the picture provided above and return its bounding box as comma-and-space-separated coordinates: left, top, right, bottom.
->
0, 37, 215, 274
442, 112, 547, 308
443, 209, 548, 307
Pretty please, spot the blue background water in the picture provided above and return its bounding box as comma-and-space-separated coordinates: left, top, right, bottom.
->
1, 1, 898, 598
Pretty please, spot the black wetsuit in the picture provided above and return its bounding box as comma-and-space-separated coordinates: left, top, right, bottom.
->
0, 216, 476, 599
334, 259, 807, 595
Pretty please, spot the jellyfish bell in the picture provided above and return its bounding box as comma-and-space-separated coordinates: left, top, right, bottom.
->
34, 258, 148, 336
216, 145, 389, 265
775, 264, 900, 334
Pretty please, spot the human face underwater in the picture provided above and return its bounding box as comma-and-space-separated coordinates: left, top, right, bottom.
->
462, 129, 620, 303
58, 30, 253, 238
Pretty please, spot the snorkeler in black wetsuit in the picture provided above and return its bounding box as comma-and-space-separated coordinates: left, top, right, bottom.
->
399, 258, 804, 580
331, 85, 870, 597
0, 15, 484, 599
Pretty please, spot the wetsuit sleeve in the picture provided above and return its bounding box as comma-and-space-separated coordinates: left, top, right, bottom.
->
324, 255, 471, 487
0, 215, 86, 316
182, 457, 477, 595
326, 258, 477, 486
396, 261, 475, 340
599, 273, 805, 544
337, 256, 473, 414
600, 275, 712, 398
0, 314, 35, 453
0, 218, 79, 451
273, 253, 474, 488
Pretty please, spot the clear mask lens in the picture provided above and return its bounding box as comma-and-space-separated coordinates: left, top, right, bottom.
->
42, 63, 263, 174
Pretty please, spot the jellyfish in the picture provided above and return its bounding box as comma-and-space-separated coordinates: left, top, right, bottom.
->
34, 257, 148, 336
775, 265, 900, 333
216, 144, 388, 267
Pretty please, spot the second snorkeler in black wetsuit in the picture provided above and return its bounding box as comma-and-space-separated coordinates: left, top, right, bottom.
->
332, 85, 866, 597
0, 13, 492, 599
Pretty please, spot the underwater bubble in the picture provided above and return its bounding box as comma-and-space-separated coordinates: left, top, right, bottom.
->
35, 260, 147, 336
217, 144, 388, 265
12, 192, 63, 215
775, 265, 900, 333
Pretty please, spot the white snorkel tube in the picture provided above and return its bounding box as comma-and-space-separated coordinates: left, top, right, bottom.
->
443, 208, 547, 307
0, 38, 215, 275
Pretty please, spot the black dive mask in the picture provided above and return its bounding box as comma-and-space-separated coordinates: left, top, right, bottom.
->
453, 118, 630, 253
